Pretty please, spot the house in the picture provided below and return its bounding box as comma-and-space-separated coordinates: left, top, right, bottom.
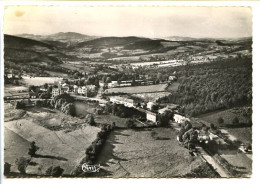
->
86, 85, 96, 91
158, 107, 172, 114
173, 114, 190, 124
74, 85, 78, 94
78, 86, 87, 96
169, 76, 177, 81
198, 130, 210, 143
108, 81, 119, 88
147, 102, 154, 110
52, 88, 61, 97
146, 111, 158, 123
109, 96, 135, 108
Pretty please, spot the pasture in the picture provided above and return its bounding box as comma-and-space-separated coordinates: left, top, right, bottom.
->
94, 127, 218, 177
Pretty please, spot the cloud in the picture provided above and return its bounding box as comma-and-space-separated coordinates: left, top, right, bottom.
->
4, 6, 252, 38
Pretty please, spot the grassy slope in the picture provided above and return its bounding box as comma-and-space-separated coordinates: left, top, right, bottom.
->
94, 128, 219, 178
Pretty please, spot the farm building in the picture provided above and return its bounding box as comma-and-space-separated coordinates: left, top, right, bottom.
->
108, 81, 119, 88
146, 111, 158, 123
109, 96, 135, 108
158, 107, 172, 114
147, 102, 155, 110
77, 85, 96, 96
169, 76, 177, 81
52, 86, 69, 97
174, 114, 190, 124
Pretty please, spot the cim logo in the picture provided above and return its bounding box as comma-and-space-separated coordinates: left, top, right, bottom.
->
82, 163, 101, 173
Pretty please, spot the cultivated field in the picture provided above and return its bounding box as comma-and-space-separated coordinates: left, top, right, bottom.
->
106, 84, 168, 94
4, 104, 100, 175
94, 128, 218, 178
21, 76, 63, 86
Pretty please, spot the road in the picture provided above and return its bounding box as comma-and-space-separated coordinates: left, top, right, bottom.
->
196, 146, 230, 178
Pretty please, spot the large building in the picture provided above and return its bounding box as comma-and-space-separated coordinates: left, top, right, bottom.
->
173, 114, 190, 124
109, 96, 135, 108
146, 111, 158, 123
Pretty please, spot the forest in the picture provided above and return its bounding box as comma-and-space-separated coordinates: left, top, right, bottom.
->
157, 57, 252, 117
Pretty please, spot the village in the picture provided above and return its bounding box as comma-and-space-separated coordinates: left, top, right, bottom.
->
4, 64, 252, 178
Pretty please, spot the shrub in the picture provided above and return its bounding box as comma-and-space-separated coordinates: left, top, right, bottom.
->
126, 119, 136, 129
15, 157, 30, 174
52, 166, 64, 177
4, 162, 11, 175
46, 166, 64, 177
232, 117, 239, 125
28, 141, 39, 157
111, 122, 116, 129
87, 114, 95, 126
15, 101, 26, 109
217, 117, 224, 126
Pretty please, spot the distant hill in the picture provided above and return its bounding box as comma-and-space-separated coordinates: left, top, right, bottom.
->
4, 34, 63, 65
17, 32, 97, 44
4, 34, 55, 50
73, 36, 151, 48
71, 36, 173, 51
163, 36, 198, 41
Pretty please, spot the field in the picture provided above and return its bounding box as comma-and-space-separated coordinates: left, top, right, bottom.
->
105, 84, 168, 94
4, 85, 28, 98
132, 92, 171, 102
4, 104, 100, 176
21, 76, 63, 86
94, 128, 219, 178
166, 82, 180, 92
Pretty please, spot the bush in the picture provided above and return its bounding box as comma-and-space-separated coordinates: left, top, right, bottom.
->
46, 166, 64, 177
15, 157, 30, 174
217, 117, 224, 126
232, 117, 239, 125
15, 101, 26, 109
4, 162, 11, 175
87, 114, 96, 126
126, 119, 136, 128
28, 141, 39, 157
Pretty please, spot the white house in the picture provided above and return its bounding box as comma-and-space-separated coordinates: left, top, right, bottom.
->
169, 76, 177, 81
146, 111, 158, 123
147, 102, 154, 110
173, 114, 190, 124
158, 107, 172, 114
109, 96, 135, 108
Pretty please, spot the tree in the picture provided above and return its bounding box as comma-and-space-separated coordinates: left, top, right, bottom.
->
210, 123, 216, 130
232, 117, 239, 125
46, 166, 64, 177
15, 157, 30, 174
126, 119, 135, 128
28, 141, 39, 157
4, 162, 11, 175
105, 77, 112, 83
15, 101, 26, 109
87, 114, 95, 126
157, 73, 163, 82
111, 122, 116, 129
217, 117, 224, 126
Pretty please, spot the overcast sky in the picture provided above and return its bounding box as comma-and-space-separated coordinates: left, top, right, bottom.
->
4, 6, 252, 38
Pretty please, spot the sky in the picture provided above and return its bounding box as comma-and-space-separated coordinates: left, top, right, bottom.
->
4, 6, 252, 38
